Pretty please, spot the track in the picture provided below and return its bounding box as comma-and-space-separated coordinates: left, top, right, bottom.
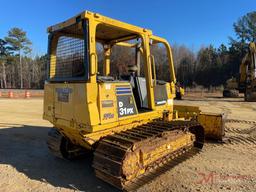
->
93, 120, 204, 190
47, 128, 86, 160
123, 147, 201, 191
47, 128, 65, 159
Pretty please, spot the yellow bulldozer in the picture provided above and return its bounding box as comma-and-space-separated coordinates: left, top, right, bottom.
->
43, 11, 224, 190
223, 42, 256, 101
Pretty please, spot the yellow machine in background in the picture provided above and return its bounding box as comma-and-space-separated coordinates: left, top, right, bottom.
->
43, 11, 224, 190
223, 77, 239, 97
223, 42, 256, 101
244, 42, 256, 101
175, 84, 185, 99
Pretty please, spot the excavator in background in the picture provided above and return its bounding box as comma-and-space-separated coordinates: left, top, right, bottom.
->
223, 77, 240, 97
43, 11, 224, 190
244, 42, 256, 101
223, 42, 256, 101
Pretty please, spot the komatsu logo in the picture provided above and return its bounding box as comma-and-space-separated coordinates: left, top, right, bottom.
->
118, 101, 134, 115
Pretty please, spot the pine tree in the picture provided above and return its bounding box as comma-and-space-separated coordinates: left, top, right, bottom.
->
5, 28, 31, 89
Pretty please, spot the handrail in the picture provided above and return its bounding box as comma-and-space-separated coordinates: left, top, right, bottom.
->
150, 55, 157, 86
90, 52, 97, 75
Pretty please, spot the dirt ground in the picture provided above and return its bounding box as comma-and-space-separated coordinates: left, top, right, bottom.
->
0, 95, 256, 192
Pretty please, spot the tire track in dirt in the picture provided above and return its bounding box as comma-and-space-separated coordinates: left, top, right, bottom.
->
222, 120, 256, 149
207, 119, 256, 150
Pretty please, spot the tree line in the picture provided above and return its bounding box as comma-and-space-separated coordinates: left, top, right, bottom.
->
0, 11, 255, 89
172, 11, 256, 87
0, 28, 47, 89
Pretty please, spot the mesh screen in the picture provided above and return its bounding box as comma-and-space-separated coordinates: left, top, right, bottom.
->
54, 30, 85, 78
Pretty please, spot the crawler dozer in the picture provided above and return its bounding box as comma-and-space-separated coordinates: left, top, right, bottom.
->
43, 11, 224, 190
223, 42, 256, 101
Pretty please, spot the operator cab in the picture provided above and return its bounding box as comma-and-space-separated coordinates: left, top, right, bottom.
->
94, 24, 171, 112
47, 14, 175, 119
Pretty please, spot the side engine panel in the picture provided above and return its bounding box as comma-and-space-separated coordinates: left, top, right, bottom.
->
43, 83, 100, 131
98, 83, 138, 124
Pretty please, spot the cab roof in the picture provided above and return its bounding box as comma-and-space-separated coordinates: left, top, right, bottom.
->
47, 10, 153, 38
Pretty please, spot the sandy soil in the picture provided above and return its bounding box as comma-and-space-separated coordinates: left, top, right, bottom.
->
0, 96, 255, 192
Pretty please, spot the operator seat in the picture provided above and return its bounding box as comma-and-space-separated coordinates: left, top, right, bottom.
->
127, 65, 149, 110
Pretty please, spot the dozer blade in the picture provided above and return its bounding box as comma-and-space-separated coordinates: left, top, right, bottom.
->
198, 113, 224, 141
174, 105, 225, 141
93, 120, 204, 190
